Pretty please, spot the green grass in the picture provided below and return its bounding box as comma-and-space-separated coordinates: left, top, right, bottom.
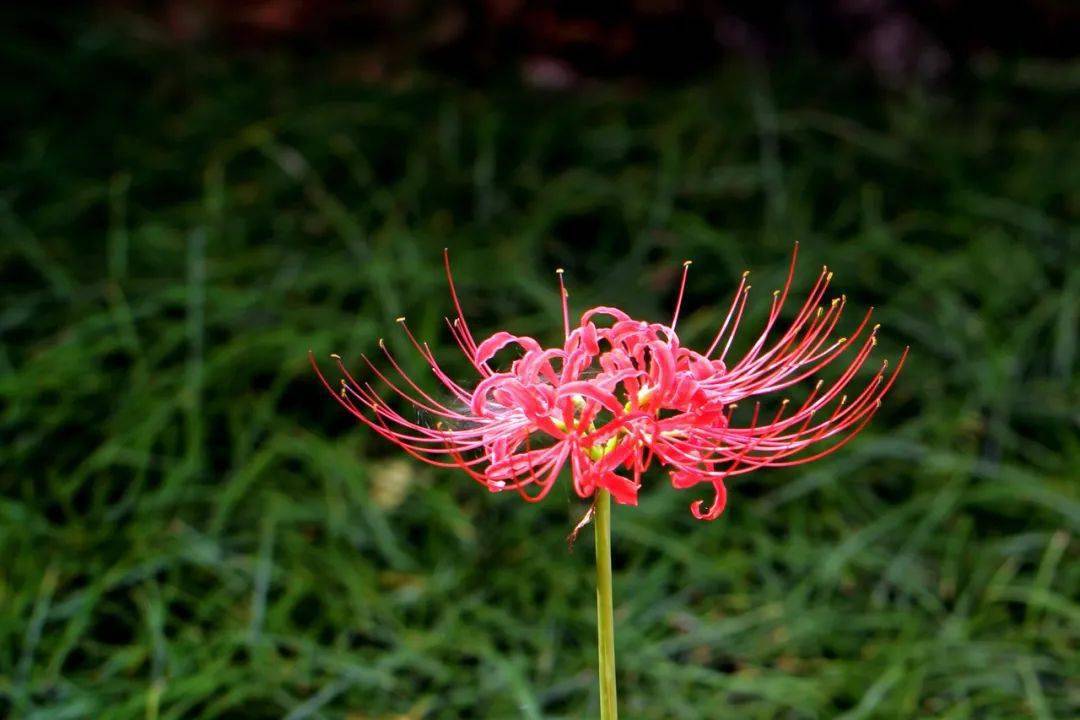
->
2, 21, 1078, 719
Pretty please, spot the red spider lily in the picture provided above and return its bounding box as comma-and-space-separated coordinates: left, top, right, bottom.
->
312, 245, 907, 520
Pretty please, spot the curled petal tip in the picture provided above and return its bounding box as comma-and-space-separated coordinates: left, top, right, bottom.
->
689, 484, 727, 521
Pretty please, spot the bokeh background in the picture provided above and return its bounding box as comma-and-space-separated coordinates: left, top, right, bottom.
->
2, 2, 1078, 718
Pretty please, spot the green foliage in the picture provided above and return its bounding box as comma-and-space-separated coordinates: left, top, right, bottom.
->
2, 26, 1078, 720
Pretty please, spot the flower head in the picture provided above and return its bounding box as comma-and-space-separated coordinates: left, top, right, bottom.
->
312, 246, 907, 520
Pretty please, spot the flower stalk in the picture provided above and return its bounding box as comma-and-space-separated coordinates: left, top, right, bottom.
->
594, 489, 618, 719
313, 246, 909, 717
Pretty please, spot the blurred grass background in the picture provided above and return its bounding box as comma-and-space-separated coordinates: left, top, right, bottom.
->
2, 8, 1079, 720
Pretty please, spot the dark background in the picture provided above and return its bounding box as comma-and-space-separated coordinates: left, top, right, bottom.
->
2, 2, 1078, 718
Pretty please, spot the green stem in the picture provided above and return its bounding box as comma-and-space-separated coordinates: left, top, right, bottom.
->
594, 489, 618, 720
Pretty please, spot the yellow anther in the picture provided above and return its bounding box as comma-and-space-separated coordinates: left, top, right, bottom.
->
815, 379, 824, 390
837, 337, 847, 345
742, 270, 750, 278
773, 289, 780, 297
872, 323, 881, 333
378, 338, 386, 348
587, 435, 620, 461
781, 398, 790, 406
826, 271, 834, 282
831, 297, 840, 307
330, 353, 341, 360
683, 260, 693, 267
882, 359, 889, 369
556, 268, 565, 275
816, 307, 823, 317
840, 394, 848, 404
871, 336, 878, 347
396, 316, 406, 323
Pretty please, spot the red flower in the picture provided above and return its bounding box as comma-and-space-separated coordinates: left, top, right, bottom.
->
312, 246, 907, 520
